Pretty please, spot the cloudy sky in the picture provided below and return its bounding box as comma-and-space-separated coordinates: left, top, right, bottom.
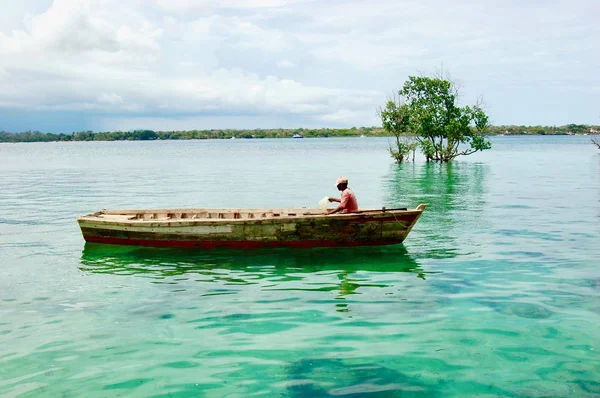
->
0, 0, 598, 132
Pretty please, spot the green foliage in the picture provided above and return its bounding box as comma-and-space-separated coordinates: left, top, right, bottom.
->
380, 100, 411, 136
397, 75, 491, 162
567, 124, 586, 134
379, 100, 418, 163
389, 136, 419, 163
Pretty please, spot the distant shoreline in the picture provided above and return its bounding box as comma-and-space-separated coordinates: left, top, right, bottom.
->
1, 125, 598, 143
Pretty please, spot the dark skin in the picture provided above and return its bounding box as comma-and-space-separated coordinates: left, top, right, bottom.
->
327, 183, 347, 214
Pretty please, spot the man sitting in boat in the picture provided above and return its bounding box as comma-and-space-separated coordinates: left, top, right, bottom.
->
327, 177, 359, 214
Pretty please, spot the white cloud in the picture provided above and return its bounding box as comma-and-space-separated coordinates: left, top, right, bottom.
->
0, 0, 383, 126
0, 0, 599, 131
320, 110, 368, 123
312, 39, 429, 69
155, 0, 212, 13
179, 15, 288, 52
155, 0, 309, 12
0, 0, 162, 57
277, 60, 296, 68
97, 92, 123, 105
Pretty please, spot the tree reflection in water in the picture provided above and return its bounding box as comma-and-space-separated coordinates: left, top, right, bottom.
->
383, 161, 488, 259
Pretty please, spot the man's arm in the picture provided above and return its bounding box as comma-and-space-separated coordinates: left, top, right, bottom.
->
328, 205, 343, 214
326, 196, 342, 214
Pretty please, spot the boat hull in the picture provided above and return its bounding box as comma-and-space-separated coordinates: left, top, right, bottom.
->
77, 205, 425, 249
79, 235, 409, 249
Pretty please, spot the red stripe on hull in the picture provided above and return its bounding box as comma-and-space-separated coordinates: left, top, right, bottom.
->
84, 235, 402, 249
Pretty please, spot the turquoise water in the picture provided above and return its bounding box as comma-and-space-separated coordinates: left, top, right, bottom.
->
0, 136, 599, 397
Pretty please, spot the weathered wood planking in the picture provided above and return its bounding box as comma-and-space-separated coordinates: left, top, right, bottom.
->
77, 205, 426, 248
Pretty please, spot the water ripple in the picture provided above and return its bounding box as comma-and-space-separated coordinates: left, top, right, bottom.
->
1, 138, 599, 397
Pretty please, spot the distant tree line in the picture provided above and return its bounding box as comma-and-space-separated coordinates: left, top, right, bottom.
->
0, 127, 380, 143
488, 124, 598, 136
0, 124, 598, 143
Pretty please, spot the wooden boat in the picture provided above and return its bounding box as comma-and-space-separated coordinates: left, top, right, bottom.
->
77, 204, 426, 249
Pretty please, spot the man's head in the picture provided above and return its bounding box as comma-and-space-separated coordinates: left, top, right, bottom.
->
336, 176, 348, 191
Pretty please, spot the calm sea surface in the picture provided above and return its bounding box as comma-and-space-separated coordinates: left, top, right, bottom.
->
0, 136, 599, 397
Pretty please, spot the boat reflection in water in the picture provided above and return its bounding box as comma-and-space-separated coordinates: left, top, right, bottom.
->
80, 243, 429, 313
80, 243, 425, 277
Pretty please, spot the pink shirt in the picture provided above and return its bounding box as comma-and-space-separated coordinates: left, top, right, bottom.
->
340, 188, 359, 213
